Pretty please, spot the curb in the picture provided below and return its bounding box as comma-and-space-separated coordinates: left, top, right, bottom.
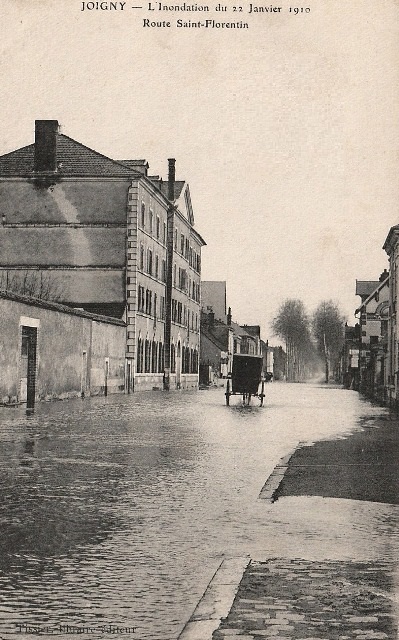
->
258, 443, 305, 502
177, 555, 250, 640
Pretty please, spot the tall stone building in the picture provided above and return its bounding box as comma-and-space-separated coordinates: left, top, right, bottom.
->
0, 120, 205, 391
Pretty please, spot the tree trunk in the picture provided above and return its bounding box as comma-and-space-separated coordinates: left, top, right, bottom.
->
323, 332, 329, 383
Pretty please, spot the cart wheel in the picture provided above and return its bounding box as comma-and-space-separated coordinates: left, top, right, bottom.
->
225, 379, 230, 406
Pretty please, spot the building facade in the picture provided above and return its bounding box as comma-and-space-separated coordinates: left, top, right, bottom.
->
384, 226, 399, 404
355, 271, 389, 402
0, 120, 205, 392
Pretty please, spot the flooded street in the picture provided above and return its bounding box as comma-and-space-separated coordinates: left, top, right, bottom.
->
0, 383, 398, 639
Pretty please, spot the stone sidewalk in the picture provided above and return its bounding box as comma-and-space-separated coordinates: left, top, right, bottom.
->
213, 559, 398, 640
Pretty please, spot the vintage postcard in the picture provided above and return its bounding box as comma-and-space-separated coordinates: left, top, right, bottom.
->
0, 1, 398, 639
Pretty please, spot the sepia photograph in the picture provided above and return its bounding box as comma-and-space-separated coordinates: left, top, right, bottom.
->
0, 1, 398, 639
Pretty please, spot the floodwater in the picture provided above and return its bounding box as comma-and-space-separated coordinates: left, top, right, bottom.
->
0, 383, 398, 639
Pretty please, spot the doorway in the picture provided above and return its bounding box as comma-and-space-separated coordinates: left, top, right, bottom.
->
20, 326, 38, 410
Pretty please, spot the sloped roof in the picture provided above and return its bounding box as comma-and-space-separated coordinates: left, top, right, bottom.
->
0, 135, 136, 177
229, 320, 253, 339
117, 159, 149, 174
158, 180, 186, 201
355, 280, 379, 297
201, 325, 228, 352
355, 276, 389, 314
383, 224, 399, 254
0, 289, 125, 326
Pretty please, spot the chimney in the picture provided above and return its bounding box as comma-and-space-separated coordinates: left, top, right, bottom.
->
168, 158, 176, 201
34, 120, 59, 172
227, 307, 232, 326
379, 268, 389, 282
208, 310, 215, 329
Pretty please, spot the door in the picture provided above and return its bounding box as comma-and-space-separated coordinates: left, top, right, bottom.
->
81, 351, 88, 398
176, 341, 181, 388
104, 358, 110, 396
20, 326, 37, 410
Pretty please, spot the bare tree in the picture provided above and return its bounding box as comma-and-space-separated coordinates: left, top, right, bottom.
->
272, 299, 317, 381
312, 300, 345, 383
0, 270, 64, 302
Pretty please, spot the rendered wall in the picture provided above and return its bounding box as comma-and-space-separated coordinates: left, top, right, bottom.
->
0, 297, 125, 404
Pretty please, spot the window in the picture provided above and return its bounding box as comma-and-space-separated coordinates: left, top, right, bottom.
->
156, 216, 160, 239
137, 338, 144, 373
147, 249, 153, 276
178, 268, 187, 292
145, 340, 151, 373
145, 289, 152, 315
171, 344, 176, 373
180, 234, 185, 255
152, 341, 157, 373
149, 209, 153, 234
158, 342, 164, 373
141, 202, 145, 228
160, 296, 165, 320
155, 255, 159, 279
172, 299, 177, 323
140, 245, 144, 271
163, 222, 167, 245
173, 264, 176, 287
177, 301, 182, 324
138, 285, 145, 312
192, 349, 198, 373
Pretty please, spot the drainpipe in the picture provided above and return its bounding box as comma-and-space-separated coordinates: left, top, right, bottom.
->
163, 159, 176, 391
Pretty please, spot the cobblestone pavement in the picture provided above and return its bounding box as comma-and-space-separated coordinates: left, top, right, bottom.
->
213, 559, 398, 640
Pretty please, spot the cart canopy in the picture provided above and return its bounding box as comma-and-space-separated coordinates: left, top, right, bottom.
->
231, 354, 263, 395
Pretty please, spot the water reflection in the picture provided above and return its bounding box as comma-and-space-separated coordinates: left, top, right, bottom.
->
0, 384, 397, 639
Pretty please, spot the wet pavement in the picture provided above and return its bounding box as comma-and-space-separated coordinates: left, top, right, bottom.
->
0, 383, 397, 639
275, 415, 399, 504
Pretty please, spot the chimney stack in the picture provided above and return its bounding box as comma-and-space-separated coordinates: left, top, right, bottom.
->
34, 120, 59, 173
227, 307, 232, 326
379, 269, 389, 282
168, 158, 176, 201
208, 310, 215, 329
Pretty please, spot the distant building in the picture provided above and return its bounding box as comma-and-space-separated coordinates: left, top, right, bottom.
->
383, 224, 399, 404
199, 311, 234, 384
341, 324, 360, 390
240, 325, 261, 356
0, 120, 206, 393
201, 281, 227, 323
355, 271, 389, 401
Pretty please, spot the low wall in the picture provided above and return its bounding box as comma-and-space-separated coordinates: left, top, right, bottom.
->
0, 293, 126, 404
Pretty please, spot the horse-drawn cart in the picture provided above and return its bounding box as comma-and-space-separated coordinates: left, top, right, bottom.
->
225, 353, 265, 406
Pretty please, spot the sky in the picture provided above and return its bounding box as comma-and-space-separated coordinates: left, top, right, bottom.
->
1, 0, 398, 341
